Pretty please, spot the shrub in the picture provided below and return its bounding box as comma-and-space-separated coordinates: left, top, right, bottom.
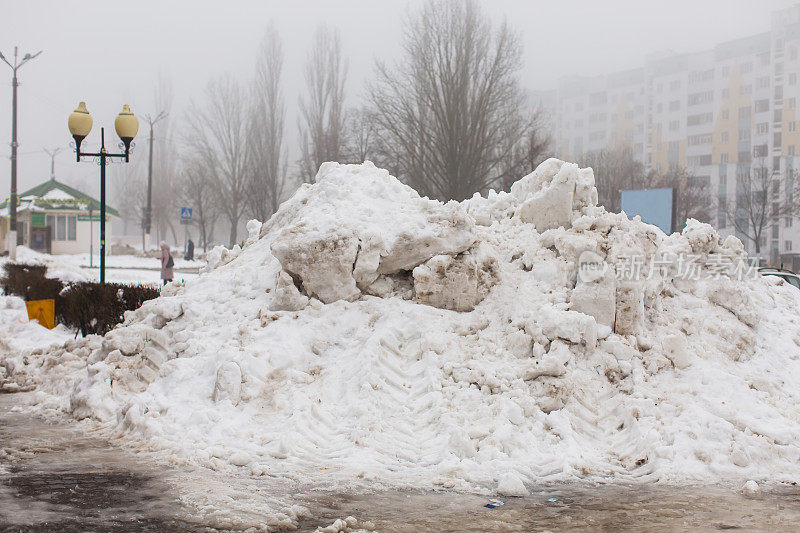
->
1, 263, 66, 323
2, 262, 160, 336
60, 282, 161, 336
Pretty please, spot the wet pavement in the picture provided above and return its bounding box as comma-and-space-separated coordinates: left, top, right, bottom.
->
301, 482, 800, 532
0, 393, 204, 532
2, 391, 800, 532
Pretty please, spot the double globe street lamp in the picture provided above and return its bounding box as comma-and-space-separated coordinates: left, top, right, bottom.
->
68, 102, 139, 283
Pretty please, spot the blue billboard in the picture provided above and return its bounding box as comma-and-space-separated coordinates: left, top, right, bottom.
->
621, 188, 675, 235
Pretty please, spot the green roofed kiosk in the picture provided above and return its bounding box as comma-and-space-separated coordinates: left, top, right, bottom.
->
0, 178, 118, 255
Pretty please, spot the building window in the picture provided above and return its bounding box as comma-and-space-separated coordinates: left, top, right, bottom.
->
721, 88, 730, 99
669, 120, 680, 131
721, 132, 729, 142
688, 134, 712, 145
786, 240, 793, 252
721, 109, 730, 120
740, 85, 752, 95
45, 214, 77, 241
670, 80, 681, 91
688, 91, 713, 105
722, 66, 730, 77
687, 154, 713, 166
790, 146, 796, 156
589, 92, 607, 105
720, 153, 729, 164
756, 122, 769, 134
789, 98, 797, 110
754, 100, 769, 113
741, 62, 753, 73
790, 73, 797, 86
669, 100, 681, 111
688, 70, 714, 83
687, 112, 713, 126
790, 122, 797, 133
757, 76, 771, 89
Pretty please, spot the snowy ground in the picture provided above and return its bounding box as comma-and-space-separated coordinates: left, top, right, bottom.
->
2, 247, 202, 285
3, 159, 800, 529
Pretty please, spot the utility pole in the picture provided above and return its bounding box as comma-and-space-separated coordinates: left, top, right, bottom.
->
43, 146, 62, 180
1, 47, 42, 260
143, 111, 167, 251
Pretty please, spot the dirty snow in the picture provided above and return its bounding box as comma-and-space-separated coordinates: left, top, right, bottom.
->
3, 159, 800, 528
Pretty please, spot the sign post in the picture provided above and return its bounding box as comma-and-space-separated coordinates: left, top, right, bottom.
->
180, 207, 192, 254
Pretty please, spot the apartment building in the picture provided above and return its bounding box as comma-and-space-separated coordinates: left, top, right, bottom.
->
552, 4, 800, 266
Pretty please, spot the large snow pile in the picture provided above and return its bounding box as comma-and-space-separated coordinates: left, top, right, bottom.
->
4, 159, 800, 495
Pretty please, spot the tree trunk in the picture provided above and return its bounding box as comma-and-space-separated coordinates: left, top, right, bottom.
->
229, 217, 239, 247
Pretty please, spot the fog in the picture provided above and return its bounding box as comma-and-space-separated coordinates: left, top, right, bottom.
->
0, 0, 796, 198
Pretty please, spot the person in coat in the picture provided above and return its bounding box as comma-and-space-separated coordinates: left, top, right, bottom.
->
160, 241, 174, 285
185, 238, 194, 261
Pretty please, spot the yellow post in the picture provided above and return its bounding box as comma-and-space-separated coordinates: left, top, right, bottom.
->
25, 299, 55, 329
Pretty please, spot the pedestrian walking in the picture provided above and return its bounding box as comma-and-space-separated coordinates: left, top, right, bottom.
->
160, 241, 174, 285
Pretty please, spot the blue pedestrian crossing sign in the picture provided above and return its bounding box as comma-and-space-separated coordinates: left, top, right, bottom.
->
180, 207, 193, 220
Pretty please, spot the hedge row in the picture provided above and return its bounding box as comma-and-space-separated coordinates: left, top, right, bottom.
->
1, 262, 160, 336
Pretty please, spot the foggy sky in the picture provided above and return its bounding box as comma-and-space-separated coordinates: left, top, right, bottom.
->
1, 0, 797, 202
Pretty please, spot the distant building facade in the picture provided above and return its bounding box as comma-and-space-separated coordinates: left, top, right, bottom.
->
551, 4, 800, 266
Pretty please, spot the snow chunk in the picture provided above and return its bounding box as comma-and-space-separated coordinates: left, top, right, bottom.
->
513, 159, 598, 231
269, 270, 309, 312
413, 246, 499, 312
742, 480, 761, 498
270, 161, 476, 303
213, 361, 243, 405
497, 472, 529, 497
570, 251, 616, 328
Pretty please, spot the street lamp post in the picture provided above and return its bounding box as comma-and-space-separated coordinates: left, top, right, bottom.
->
1, 46, 42, 260
68, 102, 139, 283
143, 111, 167, 251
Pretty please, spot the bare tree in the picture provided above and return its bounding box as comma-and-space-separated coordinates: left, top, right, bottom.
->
651, 166, 712, 228
149, 78, 182, 245
179, 156, 217, 252
368, 0, 532, 201
246, 25, 288, 222
495, 106, 552, 192
298, 26, 347, 182
112, 158, 146, 236
721, 156, 774, 256
186, 75, 250, 247
579, 147, 646, 213
342, 107, 376, 164
112, 75, 175, 244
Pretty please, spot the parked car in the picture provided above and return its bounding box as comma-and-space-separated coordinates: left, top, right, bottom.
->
759, 267, 800, 289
